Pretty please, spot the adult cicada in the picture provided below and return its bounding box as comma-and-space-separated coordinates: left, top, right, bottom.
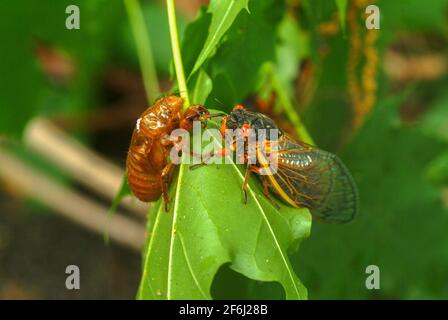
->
211, 105, 359, 223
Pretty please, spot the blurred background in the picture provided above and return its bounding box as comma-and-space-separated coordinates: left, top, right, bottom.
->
1, 0, 448, 299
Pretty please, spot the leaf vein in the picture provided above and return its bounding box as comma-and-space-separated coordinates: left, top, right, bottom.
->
167, 164, 185, 299
177, 231, 209, 299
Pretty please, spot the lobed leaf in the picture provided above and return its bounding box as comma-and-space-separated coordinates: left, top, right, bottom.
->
192, 69, 213, 104
137, 115, 311, 300
190, 0, 249, 77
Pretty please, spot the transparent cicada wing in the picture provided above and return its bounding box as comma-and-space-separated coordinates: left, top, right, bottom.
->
271, 137, 359, 223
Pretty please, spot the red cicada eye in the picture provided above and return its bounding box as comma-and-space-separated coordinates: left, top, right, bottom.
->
233, 104, 245, 110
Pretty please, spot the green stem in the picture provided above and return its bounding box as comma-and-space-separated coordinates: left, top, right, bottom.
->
270, 66, 314, 145
166, 0, 190, 108
124, 0, 160, 103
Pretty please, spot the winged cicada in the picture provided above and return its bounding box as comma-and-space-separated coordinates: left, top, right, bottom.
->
207, 105, 359, 223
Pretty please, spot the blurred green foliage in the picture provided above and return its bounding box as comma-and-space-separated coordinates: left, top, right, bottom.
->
1, 0, 448, 300
182, 0, 284, 109
299, 96, 448, 299
297, 0, 448, 299
120, 2, 187, 76
0, 0, 127, 137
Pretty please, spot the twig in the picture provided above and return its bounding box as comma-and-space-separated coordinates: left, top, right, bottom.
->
384, 50, 448, 82
270, 65, 314, 145
124, 0, 160, 102
23, 117, 147, 217
0, 147, 145, 251
167, 0, 190, 108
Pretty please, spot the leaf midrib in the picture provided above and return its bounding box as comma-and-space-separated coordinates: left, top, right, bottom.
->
167, 161, 185, 299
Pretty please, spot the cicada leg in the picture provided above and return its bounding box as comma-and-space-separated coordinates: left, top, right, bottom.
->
242, 164, 263, 204
189, 147, 231, 170
261, 175, 280, 209
242, 164, 252, 204
160, 162, 175, 212
242, 166, 280, 209
261, 175, 270, 198
161, 133, 205, 166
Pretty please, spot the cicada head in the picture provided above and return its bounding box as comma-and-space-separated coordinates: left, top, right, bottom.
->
223, 105, 283, 141
180, 105, 210, 131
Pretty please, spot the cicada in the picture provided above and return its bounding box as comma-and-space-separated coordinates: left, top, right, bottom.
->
126, 95, 209, 210
212, 105, 359, 223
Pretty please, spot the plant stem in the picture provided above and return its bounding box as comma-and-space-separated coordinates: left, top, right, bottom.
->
271, 67, 314, 145
166, 0, 190, 108
124, 0, 160, 103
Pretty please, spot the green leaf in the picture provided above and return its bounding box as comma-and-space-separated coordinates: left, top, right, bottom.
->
191, 69, 213, 105
421, 94, 448, 143
335, 0, 347, 34
275, 14, 309, 88
379, 0, 448, 33
205, 0, 284, 108
425, 150, 448, 186
298, 97, 448, 299
0, 0, 125, 137
137, 114, 311, 300
181, 7, 211, 77
105, 174, 132, 243
190, 0, 249, 76
108, 174, 131, 216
